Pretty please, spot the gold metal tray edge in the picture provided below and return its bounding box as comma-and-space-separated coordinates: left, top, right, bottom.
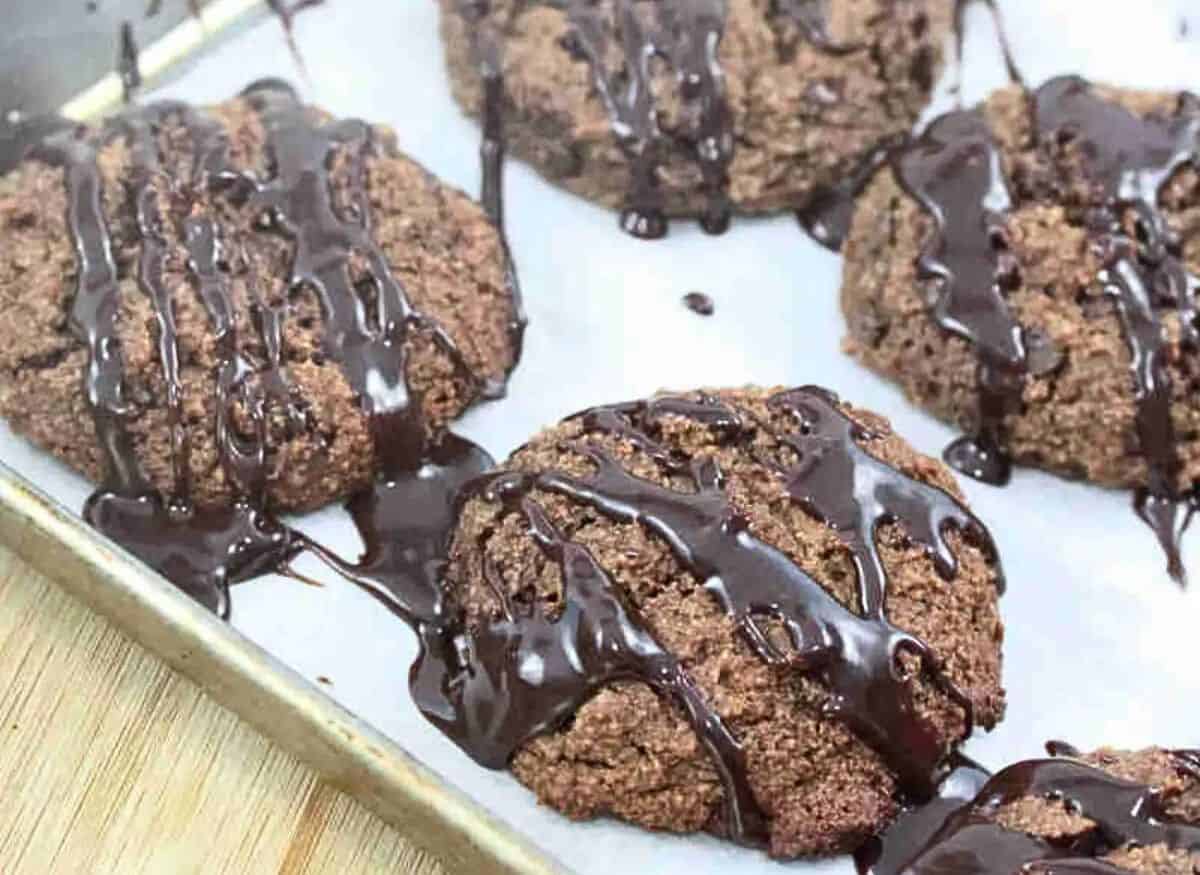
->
0, 463, 565, 874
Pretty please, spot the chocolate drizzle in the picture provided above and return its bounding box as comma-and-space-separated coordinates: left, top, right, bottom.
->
23, 81, 522, 615
893, 108, 1024, 485
31, 106, 299, 615
1033, 76, 1200, 582
859, 744, 1200, 874
796, 0, 1027, 253
459, 0, 871, 238
797, 134, 907, 253
559, 0, 733, 238
396, 466, 767, 846
892, 75, 1200, 579
298, 387, 998, 845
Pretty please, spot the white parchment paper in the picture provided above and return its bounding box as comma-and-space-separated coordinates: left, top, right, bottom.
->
4, 1, 1200, 871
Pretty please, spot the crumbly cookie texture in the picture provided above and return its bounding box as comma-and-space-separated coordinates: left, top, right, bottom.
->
0, 96, 518, 511
440, 0, 953, 219
446, 386, 1005, 858
842, 82, 1200, 491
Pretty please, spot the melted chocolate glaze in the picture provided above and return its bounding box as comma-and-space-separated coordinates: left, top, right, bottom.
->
556, 389, 993, 794
682, 291, 715, 315
797, 134, 907, 253
26, 82, 522, 615
892, 75, 1200, 580
855, 752, 992, 875
463, 0, 864, 239
859, 744, 1200, 874
559, 0, 732, 238
893, 108, 1024, 486
300, 386, 999, 845
1033, 77, 1200, 582
796, 0, 1025, 253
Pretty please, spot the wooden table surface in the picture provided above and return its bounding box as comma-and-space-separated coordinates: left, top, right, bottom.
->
0, 544, 445, 875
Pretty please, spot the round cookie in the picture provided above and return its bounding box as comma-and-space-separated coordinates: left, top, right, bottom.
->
862, 743, 1200, 873
440, 0, 953, 238
442, 386, 1005, 858
841, 77, 1200, 576
0, 85, 520, 514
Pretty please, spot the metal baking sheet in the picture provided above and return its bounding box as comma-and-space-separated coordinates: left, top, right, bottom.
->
2, 1, 1200, 873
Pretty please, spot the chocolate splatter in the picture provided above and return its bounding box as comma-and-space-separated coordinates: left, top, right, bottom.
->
859, 744, 1200, 874
25, 82, 522, 615
682, 291, 714, 315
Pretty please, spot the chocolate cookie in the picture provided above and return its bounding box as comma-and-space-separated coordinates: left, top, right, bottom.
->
0, 85, 520, 514
435, 386, 1005, 858
841, 77, 1200, 579
439, 0, 953, 239
0, 81, 523, 614
861, 743, 1200, 873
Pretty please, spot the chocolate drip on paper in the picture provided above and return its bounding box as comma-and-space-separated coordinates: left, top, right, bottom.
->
797, 133, 908, 253
893, 108, 1025, 485
28, 82, 521, 615
682, 291, 714, 315
855, 752, 992, 875
263, 0, 325, 70
467, 1, 529, 365
1033, 76, 1200, 583
859, 744, 1200, 874
951, 0, 1025, 100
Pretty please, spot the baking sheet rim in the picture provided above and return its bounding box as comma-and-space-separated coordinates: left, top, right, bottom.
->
0, 461, 565, 874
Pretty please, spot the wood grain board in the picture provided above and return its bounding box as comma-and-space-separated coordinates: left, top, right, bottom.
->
0, 544, 444, 875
